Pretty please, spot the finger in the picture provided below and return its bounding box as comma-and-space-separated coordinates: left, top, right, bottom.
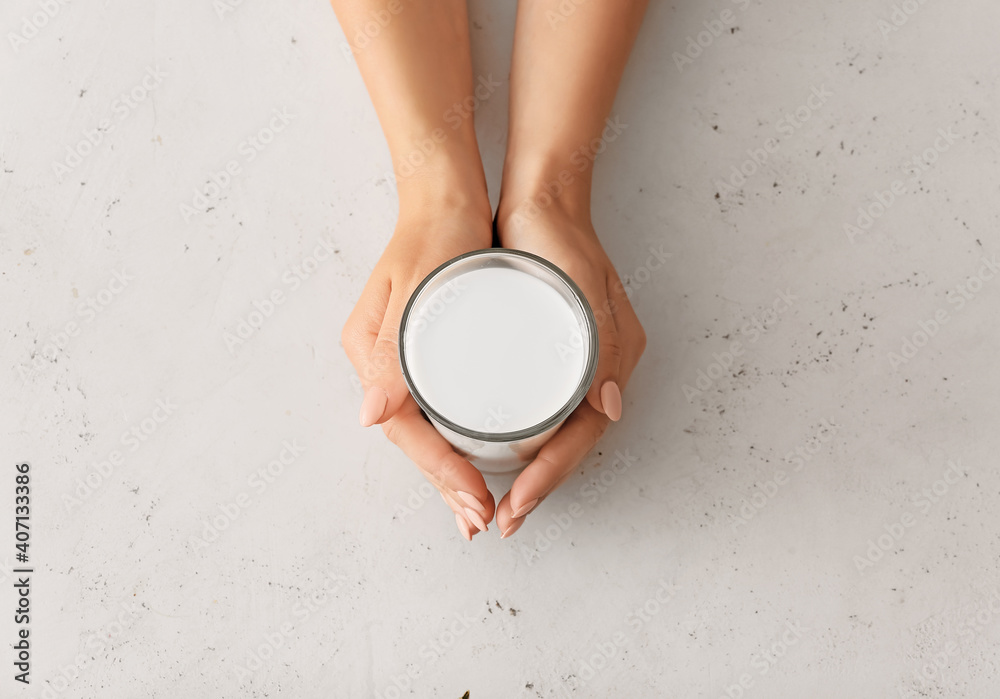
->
494, 491, 525, 539
441, 492, 477, 541
500, 403, 609, 530
581, 273, 623, 421
341, 273, 389, 371
342, 272, 413, 428
382, 399, 496, 534
358, 286, 414, 426
342, 276, 397, 426
605, 271, 647, 381
494, 464, 576, 540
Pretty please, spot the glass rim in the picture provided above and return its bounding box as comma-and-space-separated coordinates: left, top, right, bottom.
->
398, 248, 599, 443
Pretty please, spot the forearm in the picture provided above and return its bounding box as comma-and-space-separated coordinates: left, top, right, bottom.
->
331, 0, 490, 215
501, 0, 649, 221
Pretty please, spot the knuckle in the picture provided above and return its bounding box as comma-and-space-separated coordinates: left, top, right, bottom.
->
370, 336, 400, 372
381, 419, 403, 446
361, 363, 378, 383
438, 453, 461, 483
634, 325, 648, 358
533, 451, 561, 475
427, 469, 447, 491
340, 317, 359, 351
602, 333, 624, 365
587, 416, 609, 443
587, 416, 610, 446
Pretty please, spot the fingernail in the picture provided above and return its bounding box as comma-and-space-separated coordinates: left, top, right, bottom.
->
601, 381, 623, 422
464, 507, 488, 532
455, 513, 473, 541
456, 490, 486, 514
511, 498, 538, 519
500, 517, 525, 539
359, 387, 388, 427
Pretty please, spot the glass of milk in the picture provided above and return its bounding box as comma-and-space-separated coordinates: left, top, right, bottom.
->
399, 249, 598, 473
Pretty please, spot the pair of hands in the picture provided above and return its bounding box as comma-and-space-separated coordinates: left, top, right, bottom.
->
341, 203, 645, 540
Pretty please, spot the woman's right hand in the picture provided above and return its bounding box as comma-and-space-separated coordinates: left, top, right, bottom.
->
341, 202, 498, 539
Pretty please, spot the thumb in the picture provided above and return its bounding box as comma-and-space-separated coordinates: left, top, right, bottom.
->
583, 287, 623, 422
359, 295, 412, 427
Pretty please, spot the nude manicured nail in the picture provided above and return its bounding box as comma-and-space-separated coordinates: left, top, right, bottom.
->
359, 387, 388, 427
601, 381, 623, 422
455, 513, 473, 541
464, 507, 488, 532
511, 498, 538, 519
456, 490, 486, 515
500, 518, 525, 539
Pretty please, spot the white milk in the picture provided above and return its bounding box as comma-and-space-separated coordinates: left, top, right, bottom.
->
405, 267, 587, 433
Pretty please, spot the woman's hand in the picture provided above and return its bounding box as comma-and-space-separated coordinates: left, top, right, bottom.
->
331, 0, 648, 541
341, 202, 498, 539
492, 204, 646, 538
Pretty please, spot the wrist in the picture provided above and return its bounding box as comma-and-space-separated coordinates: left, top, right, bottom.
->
394, 185, 494, 252
393, 142, 492, 226
497, 152, 594, 234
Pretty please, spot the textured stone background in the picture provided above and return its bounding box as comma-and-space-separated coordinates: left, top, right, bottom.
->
1, 0, 999, 696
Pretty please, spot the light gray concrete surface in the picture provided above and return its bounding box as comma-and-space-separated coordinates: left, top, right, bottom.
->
2, 0, 999, 697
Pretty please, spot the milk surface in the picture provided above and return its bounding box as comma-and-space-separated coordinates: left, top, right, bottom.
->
405, 267, 587, 433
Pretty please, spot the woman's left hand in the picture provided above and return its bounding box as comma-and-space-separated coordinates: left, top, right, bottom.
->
492, 206, 647, 539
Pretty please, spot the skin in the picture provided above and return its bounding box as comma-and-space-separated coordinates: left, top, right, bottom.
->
332, 0, 648, 540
